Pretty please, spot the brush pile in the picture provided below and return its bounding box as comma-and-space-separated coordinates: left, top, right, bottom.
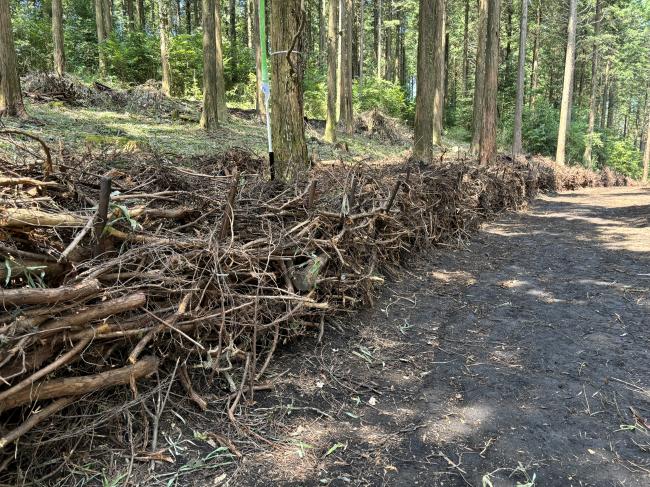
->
0, 130, 631, 473
354, 110, 411, 145
22, 73, 197, 118
535, 155, 634, 191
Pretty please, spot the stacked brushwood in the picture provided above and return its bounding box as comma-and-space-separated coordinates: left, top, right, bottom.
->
534, 156, 634, 191
0, 130, 631, 463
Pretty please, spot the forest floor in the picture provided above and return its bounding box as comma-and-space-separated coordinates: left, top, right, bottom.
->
214, 187, 650, 487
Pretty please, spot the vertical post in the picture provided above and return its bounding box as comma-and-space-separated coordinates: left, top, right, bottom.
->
259, 0, 274, 180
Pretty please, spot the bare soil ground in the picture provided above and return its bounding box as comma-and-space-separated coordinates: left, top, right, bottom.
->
222, 187, 650, 486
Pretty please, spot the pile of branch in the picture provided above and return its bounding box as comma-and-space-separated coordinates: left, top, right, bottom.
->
534, 156, 634, 191
354, 110, 411, 145
0, 131, 630, 476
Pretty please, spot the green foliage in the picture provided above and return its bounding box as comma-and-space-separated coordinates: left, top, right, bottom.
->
605, 137, 643, 179
102, 32, 159, 85
303, 73, 327, 120
521, 100, 559, 156
169, 33, 203, 97
354, 78, 407, 119
11, 4, 52, 73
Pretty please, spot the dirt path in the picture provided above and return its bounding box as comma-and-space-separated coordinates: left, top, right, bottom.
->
227, 187, 650, 487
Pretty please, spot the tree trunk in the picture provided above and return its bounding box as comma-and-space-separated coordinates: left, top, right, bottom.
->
252, 0, 265, 119
529, 0, 541, 107
215, 0, 228, 120
52, 0, 65, 77
200, 0, 219, 130
556, 0, 577, 165
376, 0, 382, 78
478, 0, 500, 165
384, 0, 393, 81
462, 0, 469, 96
270, 0, 309, 182
413, 0, 435, 162
583, 0, 600, 167
359, 0, 364, 85
643, 116, 649, 183
102, 0, 112, 37
512, 0, 528, 157
0, 0, 27, 118
470, 0, 488, 154
601, 60, 610, 129
324, 0, 339, 143
319, 0, 325, 68
607, 80, 616, 129
246, 0, 252, 48
159, 0, 172, 97
136, 0, 146, 29
124, 0, 134, 29
229, 0, 237, 83
95, 0, 107, 74
186, 0, 192, 33
339, 0, 354, 134
432, 0, 445, 146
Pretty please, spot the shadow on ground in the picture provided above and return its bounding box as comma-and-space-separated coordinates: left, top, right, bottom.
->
221, 187, 650, 487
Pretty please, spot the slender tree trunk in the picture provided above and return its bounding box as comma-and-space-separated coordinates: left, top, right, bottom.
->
462, 0, 469, 96
186, 0, 192, 33
339, 0, 354, 133
376, 0, 382, 78
432, 0, 445, 146
159, 0, 172, 97
512, 0, 528, 157
319, 0, 325, 68
529, 0, 541, 107
229, 0, 237, 83
359, 0, 364, 85
413, 0, 435, 162
643, 116, 649, 183
607, 79, 616, 129
556, 0, 577, 165
102, 0, 112, 36
324, 0, 339, 143
479, 0, 500, 165
136, 0, 146, 29
95, 0, 108, 74
246, 0, 252, 48
601, 60, 610, 129
125, 0, 134, 28
504, 0, 513, 85
0, 0, 27, 118
384, 0, 393, 81
583, 0, 601, 167
470, 0, 488, 154
52, 0, 65, 77
215, 0, 228, 120
200, 0, 219, 129
252, 0, 265, 119
270, 0, 309, 182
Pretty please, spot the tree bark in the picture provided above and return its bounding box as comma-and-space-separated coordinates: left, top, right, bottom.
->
643, 116, 649, 183
556, 0, 577, 166
512, 0, 528, 157
229, 0, 237, 83
319, 0, 325, 68
159, 0, 172, 97
136, 0, 146, 29
432, 0, 446, 146
52, 0, 65, 77
478, 0, 500, 165
324, 0, 339, 143
607, 79, 616, 129
215, 0, 228, 120
0, 0, 27, 118
462, 0, 469, 96
470, 0, 488, 154
601, 60, 610, 130
186, 0, 192, 33
339, 0, 354, 134
529, 0, 541, 107
252, 0, 265, 119
359, 0, 364, 85
376, 0, 382, 78
200, 0, 219, 129
270, 0, 309, 182
583, 0, 601, 167
413, 0, 435, 162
